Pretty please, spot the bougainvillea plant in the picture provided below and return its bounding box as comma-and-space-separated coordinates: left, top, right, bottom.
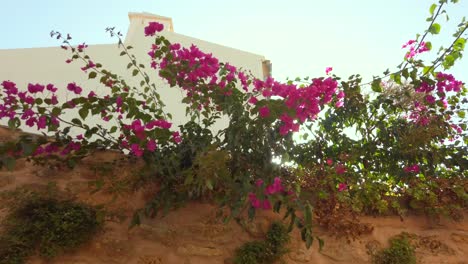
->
0, 0, 466, 249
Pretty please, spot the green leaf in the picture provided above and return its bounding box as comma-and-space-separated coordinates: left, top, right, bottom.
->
453, 38, 466, 51
306, 233, 313, 249
88, 71, 97, 79
132, 69, 138, 76
401, 68, 409, 79
429, 4, 437, 15
52, 107, 62, 116
371, 79, 382, 93
425, 41, 432, 51
391, 73, 402, 84
4, 157, 16, 171
422, 66, 433, 75
79, 107, 89, 119
304, 202, 313, 228
8, 118, 19, 129
458, 110, 466, 118
443, 55, 455, 69
248, 206, 255, 220
429, 23, 441, 34
21, 142, 33, 156
120, 51, 126, 56
71, 118, 82, 126
317, 237, 325, 251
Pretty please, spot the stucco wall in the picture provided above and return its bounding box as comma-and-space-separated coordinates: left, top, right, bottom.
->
0, 13, 267, 135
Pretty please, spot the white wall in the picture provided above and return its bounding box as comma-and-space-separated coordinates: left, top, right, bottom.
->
0, 13, 267, 136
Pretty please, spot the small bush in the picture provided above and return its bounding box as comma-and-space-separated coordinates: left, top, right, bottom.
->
372, 234, 416, 264
0, 198, 101, 264
234, 221, 290, 264
234, 241, 271, 264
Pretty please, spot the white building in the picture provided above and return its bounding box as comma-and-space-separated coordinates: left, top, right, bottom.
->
0, 12, 271, 135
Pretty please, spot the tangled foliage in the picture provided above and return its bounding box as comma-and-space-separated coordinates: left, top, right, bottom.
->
0, 198, 102, 264
234, 221, 290, 264
0, 0, 466, 249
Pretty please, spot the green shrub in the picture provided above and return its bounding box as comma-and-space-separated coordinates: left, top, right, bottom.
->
0, 198, 102, 264
234, 221, 290, 264
234, 241, 271, 264
372, 234, 416, 264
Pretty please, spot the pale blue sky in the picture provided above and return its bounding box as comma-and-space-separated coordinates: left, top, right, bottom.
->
1, 0, 467, 83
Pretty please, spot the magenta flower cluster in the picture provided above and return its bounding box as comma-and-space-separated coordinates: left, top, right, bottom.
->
248, 177, 293, 210
121, 119, 176, 157
402, 40, 430, 59
1, 81, 60, 130
144, 22, 341, 136
144, 22, 164, 36
404, 164, 420, 173
409, 72, 463, 126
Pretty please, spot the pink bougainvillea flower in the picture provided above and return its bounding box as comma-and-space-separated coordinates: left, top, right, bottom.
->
418, 42, 430, 53
262, 200, 272, 210
116, 96, 123, 107
146, 119, 172, 130
335, 164, 346, 174
50, 116, 59, 126
37, 116, 47, 129
44, 144, 59, 154
404, 164, 420, 173
441, 99, 448, 109
326, 158, 333, 166
402, 39, 416, 48
338, 183, 347, 192
337, 91, 345, 99
248, 192, 261, 209
265, 177, 284, 195
46, 84, 58, 92
144, 22, 164, 36
80, 60, 96, 72
425, 95, 436, 104
68, 141, 81, 151
66, 82, 82, 95
50, 95, 58, 105
248, 96, 258, 105
325, 67, 333, 75
170, 43, 181, 50
259, 106, 270, 118
33, 146, 44, 156
25, 117, 36, 127
172, 131, 182, 144
130, 144, 144, 157
87, 91, 96, 98
335, 100, 344, 108
77, 43, 88, 52
255, 179, 264, 187
27, 83, 45, 93
146, 139, 157, 152
2, 81, 18, 94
